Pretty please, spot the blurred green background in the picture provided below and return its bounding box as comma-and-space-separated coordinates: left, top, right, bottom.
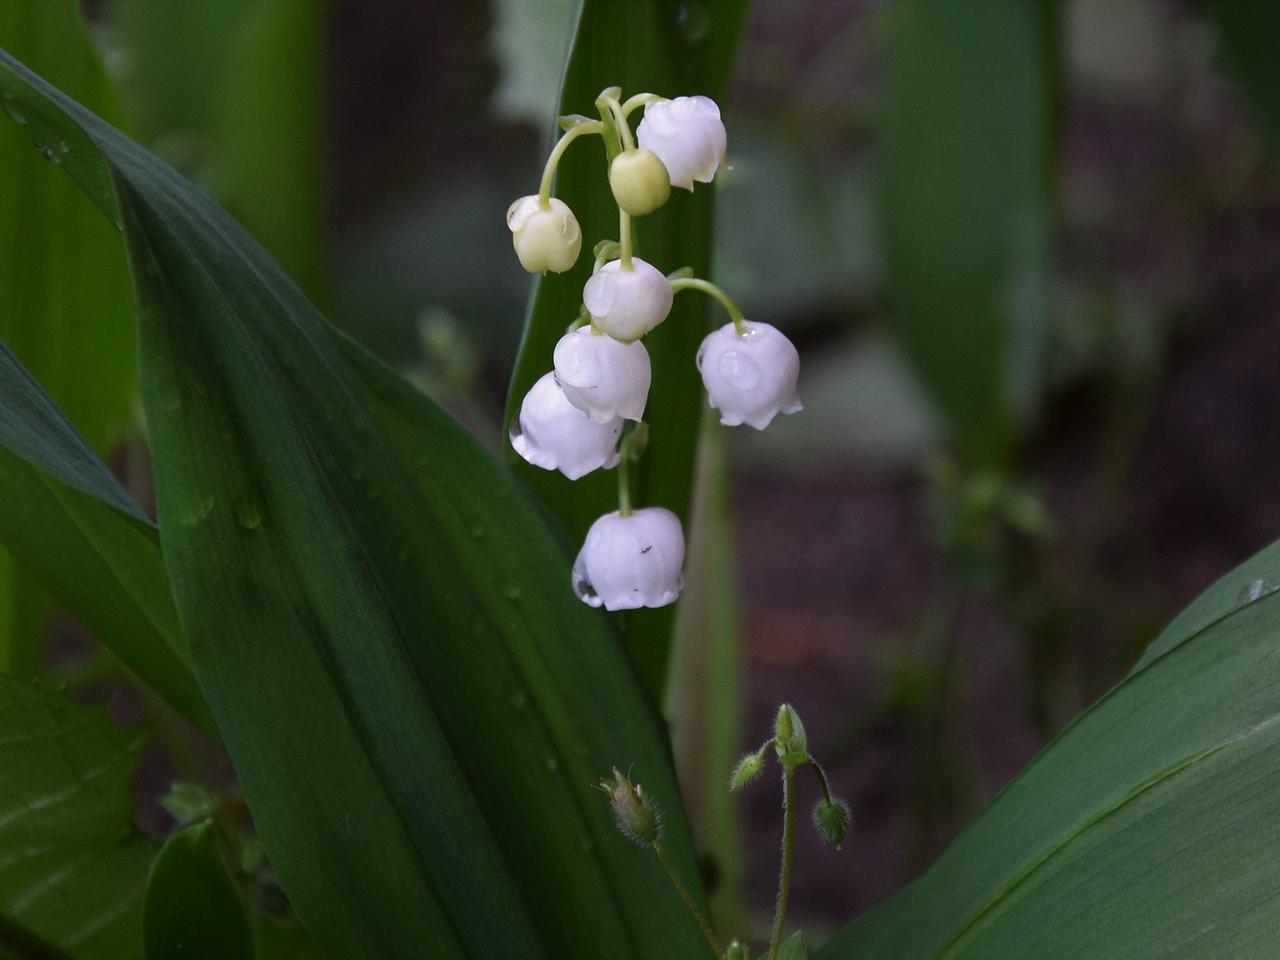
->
6, 0, 1280, 945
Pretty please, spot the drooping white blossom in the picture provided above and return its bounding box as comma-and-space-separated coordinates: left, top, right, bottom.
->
636, 96, 727, 191
572, 507, 686, 611
510, 372, 622, 479
582, 258, 674, 342
697, 321, 802, 430
506, 195, 582, 273
553, 327, 651, 423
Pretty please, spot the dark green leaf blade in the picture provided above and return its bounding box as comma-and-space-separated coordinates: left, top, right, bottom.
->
818, 575, 1280, 958
504, 0, 749, 692
144, 822, 253, 960
879, 0, 1055, 465
0, 676, 155, 960
0, 344, 211, 732
0, 0, 137, 677
0, 45, 712, 960
1201, 0, 1280, 157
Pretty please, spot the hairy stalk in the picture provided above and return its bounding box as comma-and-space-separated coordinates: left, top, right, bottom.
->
653, 841, 722, 957
768, 765, 798, 960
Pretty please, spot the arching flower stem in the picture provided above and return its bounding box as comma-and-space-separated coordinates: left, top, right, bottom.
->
670, 277, 746, 336
538, 120, 604, 208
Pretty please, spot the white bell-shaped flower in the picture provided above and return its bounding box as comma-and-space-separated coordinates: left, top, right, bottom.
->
510, 372, 622, 480
636, 95, 727, 191
572, 508, 685, 611
697, 321, 802, 430
553, 327, 651, 423
507, 195, 582, 273
582, 258, 674, 342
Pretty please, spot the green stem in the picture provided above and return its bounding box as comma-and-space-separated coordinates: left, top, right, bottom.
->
653, 842, 722, 957
808, 758, 835, 805
670, 277, 746, 335
619, 207, 634, 270
617, 450, 632, 517
622, 92, 662, 116
768, 765, 797, 960
537, 120, 604, 206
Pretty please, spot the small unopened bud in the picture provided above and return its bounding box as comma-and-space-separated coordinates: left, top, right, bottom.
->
774, 703, 808, 758
729, 750, 766, 792
609, 148, 671, 216
813, 797, 852, 848
507, 195, 582, 273
723, 940, 750, 960
600, 768, 660, 845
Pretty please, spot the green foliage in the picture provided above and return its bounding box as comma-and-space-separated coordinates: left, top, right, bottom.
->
144, 822, 253, 960
0, 345, 211, 732
0, 0, 136, 677
504, 0, 749, 693
0, 677, 154, 959
0, 43, 709, 960
879, 0, 1056, 466
818, 550, 1280, 958
1202, 0, 1280, 157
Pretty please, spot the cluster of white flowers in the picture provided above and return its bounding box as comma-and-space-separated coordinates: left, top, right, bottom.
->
508, 88, 802, 611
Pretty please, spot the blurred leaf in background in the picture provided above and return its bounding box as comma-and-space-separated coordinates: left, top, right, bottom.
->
111, 0, 325, 300
0, 0, 135, 677
1201, 0, 1280, 158
879, 0, 1057, 467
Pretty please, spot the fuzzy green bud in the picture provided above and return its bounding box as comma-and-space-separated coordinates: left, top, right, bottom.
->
609, 148, 671, 216
723, 940, 750, 960
729, 750, 767, 792
774, 703, 808, 758
813, 797, 852, 848
600, 768, 660, 845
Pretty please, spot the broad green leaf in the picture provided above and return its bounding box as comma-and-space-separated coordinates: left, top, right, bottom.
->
1201, 0, 1280, 156
0, 344, 211, 733
144, 822, 253, 960
504, 0, 750, 693
818, 558, 1280, 958
0, 0, 136, 676
879, 0, 1055, 466
0, 676, 154, 959
0, 47, 710, 960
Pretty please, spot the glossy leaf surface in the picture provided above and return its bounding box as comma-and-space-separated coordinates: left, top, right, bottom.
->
0, 344, 209, 731
819, 547, 1280, 959
0, 46, 708, 960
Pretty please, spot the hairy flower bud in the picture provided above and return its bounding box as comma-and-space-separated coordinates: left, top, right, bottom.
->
609, 147, 671, 216
507, 195, 582, 273
510, 372, 622, 480
729, 750, 767, 792
774, 703, 808, 758
636, 95, 727, 191
697, 321, 802, 430
600, 768, 660, 845
813, 797, 852, 848
572, 508, 685, 611
583, 258, 674, 342
553, 327, 651, 423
